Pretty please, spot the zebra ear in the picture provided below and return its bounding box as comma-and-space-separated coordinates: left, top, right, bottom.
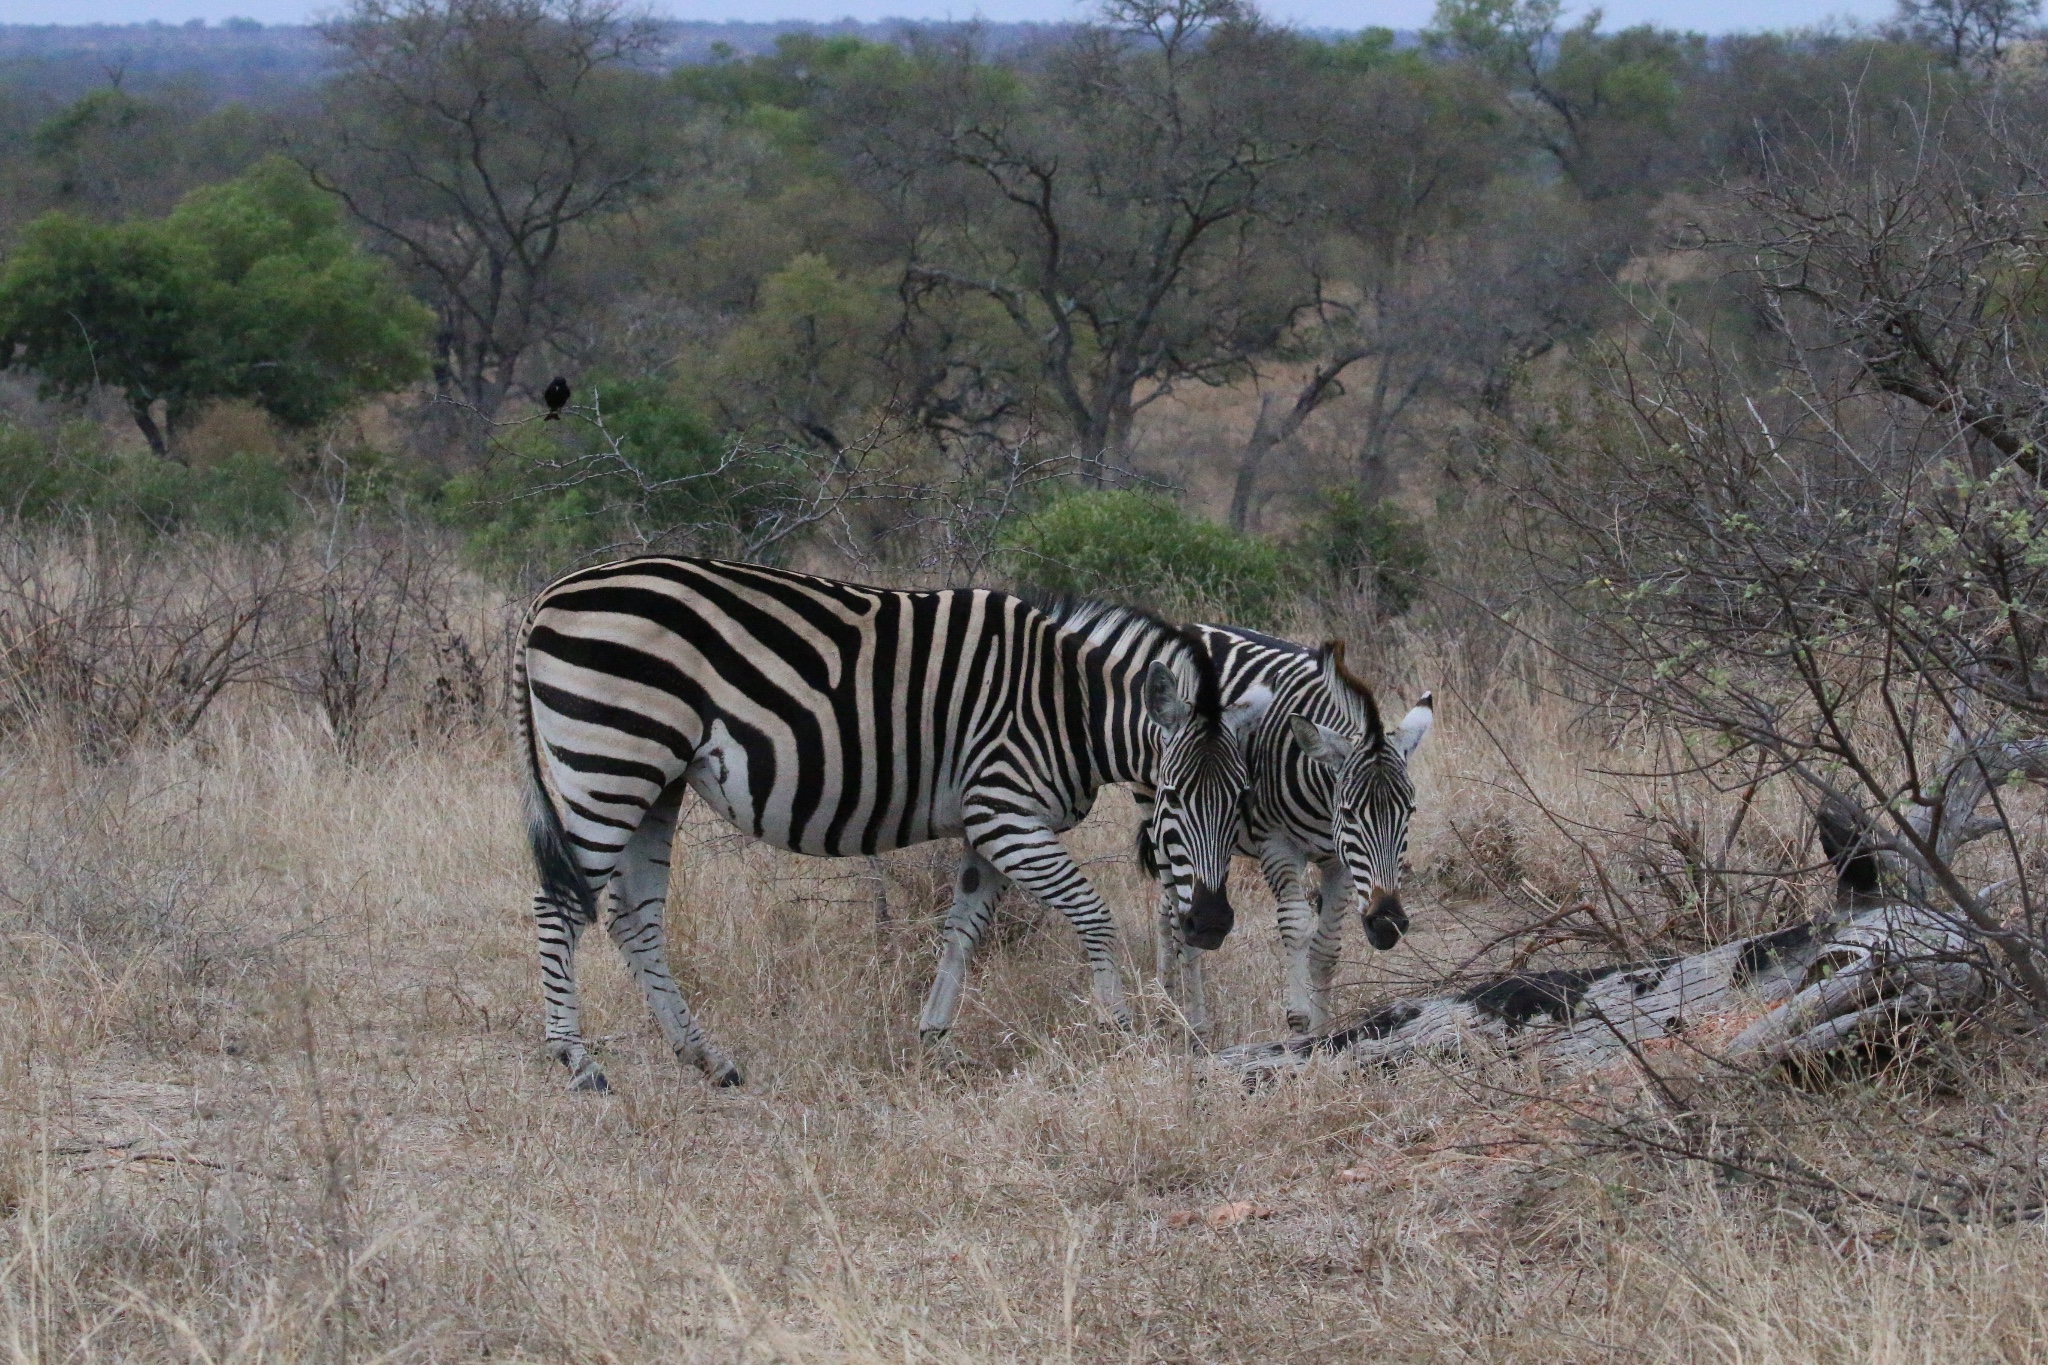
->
1144, 659, 1192, 736
1391, 692, 1434, 760
1319, 640, 1383, 746
1223, 683, 1274, 738
1288, 714, 1356, 770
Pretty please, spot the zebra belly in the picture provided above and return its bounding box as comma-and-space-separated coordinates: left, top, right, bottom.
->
682, 716, 965, 856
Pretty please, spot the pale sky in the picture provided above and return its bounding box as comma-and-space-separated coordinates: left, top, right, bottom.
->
0, 0, 1898, 38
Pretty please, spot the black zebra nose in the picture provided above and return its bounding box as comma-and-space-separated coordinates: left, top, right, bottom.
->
1363, 892, 1407, 951
1181, 882, 1234, 950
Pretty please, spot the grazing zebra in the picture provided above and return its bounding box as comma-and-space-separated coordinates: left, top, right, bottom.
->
1150, 627, 1432, 1034
517, 556, 1272, 1090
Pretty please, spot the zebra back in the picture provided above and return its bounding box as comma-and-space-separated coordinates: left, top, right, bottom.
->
520, 557, 1230, 872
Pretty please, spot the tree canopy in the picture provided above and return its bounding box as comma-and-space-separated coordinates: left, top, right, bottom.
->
0, 155, 430, 460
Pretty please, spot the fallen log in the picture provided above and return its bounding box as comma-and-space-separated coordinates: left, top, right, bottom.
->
1216, 903, 1995, 1080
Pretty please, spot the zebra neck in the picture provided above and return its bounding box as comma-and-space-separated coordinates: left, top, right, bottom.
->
1042, 605, 1189, 794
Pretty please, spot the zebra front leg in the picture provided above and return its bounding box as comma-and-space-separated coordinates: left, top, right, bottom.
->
605, 794, 742, 1086
1261, 844, 1320, 1033
536, 892, 606, 1091
917, 847, 1008, 1046
1155, 887, 1211, 1042
968, 820, 1131, 1033
1306, 857, 1354, 1029
1153, 885, 1178, 1005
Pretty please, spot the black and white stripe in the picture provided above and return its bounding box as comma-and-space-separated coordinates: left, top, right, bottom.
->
1167, 627, 1432, 1033
516, 556, 1270, 1089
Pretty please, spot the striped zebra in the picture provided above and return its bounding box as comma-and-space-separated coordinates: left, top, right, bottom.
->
517, 556, 1272, 1090
1152, 627, 1432, 1034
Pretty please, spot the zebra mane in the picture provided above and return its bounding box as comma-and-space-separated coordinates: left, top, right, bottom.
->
1027, 595, 1224, 721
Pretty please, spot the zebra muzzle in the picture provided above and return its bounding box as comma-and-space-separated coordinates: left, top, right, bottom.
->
1363, 892, 1408, 951
1180, 882, 1235, 951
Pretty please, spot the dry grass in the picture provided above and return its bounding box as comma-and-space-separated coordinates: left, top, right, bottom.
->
0, 562, 2046, 1361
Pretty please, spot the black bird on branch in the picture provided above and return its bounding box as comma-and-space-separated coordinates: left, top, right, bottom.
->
543, 376, 571, 420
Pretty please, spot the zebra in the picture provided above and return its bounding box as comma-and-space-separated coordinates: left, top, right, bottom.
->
1149, 627, 1432, 1035
516, 555, 1273, 1090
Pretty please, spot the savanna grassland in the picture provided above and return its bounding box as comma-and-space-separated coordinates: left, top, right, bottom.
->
9, 2, 2048, 1359
3, 563, 2046, 1365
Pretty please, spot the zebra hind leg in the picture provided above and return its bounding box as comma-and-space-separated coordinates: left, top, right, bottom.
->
536, 891, 607, 1091
917, 847, 1008, 1047
606, 793, 742, 1086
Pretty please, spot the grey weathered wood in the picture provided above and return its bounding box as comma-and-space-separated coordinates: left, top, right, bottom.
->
1217, 904, 1992, 1079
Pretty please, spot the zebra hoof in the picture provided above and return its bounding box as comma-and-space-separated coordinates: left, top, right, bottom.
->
568, 1068, 610, 1093
1285, 1014, 1314, 1036
918, 1027, 951, 1049
709, 1062, 743, 1087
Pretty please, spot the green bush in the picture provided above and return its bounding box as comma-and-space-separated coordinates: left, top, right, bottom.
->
1293, 488, 1430, 615
1000, 488, 1300, 626
0, 417, 294, 535
441, 377, 794, 575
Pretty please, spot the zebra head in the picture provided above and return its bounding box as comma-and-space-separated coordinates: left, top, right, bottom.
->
1142, 652, 1273, 952
1288, 642, 1433, 951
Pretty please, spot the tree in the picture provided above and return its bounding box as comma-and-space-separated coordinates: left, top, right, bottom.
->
1426, 0, 1699, 201
1227, 35, 1501, 529
1736, 100, 2048, 473
0, 157, 431, 460
700, 252, 894, 450
1519, 93, 2048, 1014
26, 85, 266, 221
302, 0, 677, 428
845, 0, 1323, 478
1893, 0, 2042, 71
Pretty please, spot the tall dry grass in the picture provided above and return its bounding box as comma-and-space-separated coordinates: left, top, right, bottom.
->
0, 531, 2044, 1361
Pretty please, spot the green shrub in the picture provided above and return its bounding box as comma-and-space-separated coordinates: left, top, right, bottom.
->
1293, 488, 1430, 615
442, 377, 794, 575
1000, 488, 1300, 626
0, 416, 294, 534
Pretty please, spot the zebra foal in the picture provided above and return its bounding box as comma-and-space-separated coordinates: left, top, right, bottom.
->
1150, 628, 1432, 1034
517, 556, 1270, 1090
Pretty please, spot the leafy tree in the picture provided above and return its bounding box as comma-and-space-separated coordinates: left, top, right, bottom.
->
0, 157, 431, 460
1427, 0, 1699, 200
28, 86, 266, 221
701, 252, 894, 449
671, 34, 1043, 454
1291, 489, 1430, 615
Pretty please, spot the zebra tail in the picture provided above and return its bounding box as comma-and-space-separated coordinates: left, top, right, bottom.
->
516, 643, 596, 924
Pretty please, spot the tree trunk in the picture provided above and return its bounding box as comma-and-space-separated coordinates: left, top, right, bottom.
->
1231, 351, 1373, 532
1229, 395, 1283, 533
1218, 902, 1992, 1080
129, 398, 181, 465
1078, 387, 1138, 487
